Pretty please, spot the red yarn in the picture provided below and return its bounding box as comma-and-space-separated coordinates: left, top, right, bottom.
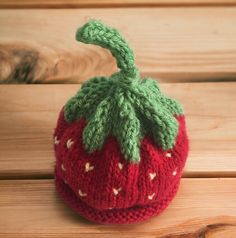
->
54, 110, 188, 224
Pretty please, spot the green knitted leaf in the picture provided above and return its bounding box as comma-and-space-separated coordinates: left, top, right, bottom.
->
83, 97, 113, 152
112, 90, 141, 163
140, 78, 183, 115
64, 77, 110, 122
63, 20, 184, 163
134, 97, 178, 149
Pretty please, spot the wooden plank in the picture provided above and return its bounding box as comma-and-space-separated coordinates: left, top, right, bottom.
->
1, 8, 236, 83
0, 178, 235, 237
1, 0, 236, 8
0, 82, 235, 178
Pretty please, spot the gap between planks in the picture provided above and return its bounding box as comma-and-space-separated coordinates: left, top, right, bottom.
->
1, 0, 236, 8
0, 178, 235, 237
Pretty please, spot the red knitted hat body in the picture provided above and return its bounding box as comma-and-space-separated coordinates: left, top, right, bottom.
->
54, 20, 189, 224
54, 112, 188, 224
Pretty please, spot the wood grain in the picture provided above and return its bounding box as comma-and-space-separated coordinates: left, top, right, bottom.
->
1, 0, 236, 8
0, 178, 235, 237
1, 8, 236, 83
0, 82, 235, 178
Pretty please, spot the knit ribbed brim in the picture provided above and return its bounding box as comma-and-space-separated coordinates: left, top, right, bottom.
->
55, 172, 180, 224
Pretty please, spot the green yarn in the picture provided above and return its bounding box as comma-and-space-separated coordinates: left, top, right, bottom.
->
64, 20, 183, 163
76, 20, 139, 80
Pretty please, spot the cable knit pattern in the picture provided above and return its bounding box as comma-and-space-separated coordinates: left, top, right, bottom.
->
54, 20, 189, 224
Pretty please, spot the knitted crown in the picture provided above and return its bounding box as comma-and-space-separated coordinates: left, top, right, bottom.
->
54, 20, 189, 224
64, 20, 183, 163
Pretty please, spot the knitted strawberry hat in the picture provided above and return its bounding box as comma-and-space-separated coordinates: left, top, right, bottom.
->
54, 20, 189, 224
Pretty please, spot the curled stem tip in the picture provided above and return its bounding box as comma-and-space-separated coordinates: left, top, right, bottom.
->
76, 20, 138, 79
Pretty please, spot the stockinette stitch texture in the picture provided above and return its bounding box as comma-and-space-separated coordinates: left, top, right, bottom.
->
54, 20, 189, 224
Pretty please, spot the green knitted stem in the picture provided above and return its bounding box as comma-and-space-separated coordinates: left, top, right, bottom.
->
76, 20, 138, 79
64, 20, 183, 163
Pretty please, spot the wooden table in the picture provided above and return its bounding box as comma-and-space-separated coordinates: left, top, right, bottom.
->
0, 0, 236, 237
